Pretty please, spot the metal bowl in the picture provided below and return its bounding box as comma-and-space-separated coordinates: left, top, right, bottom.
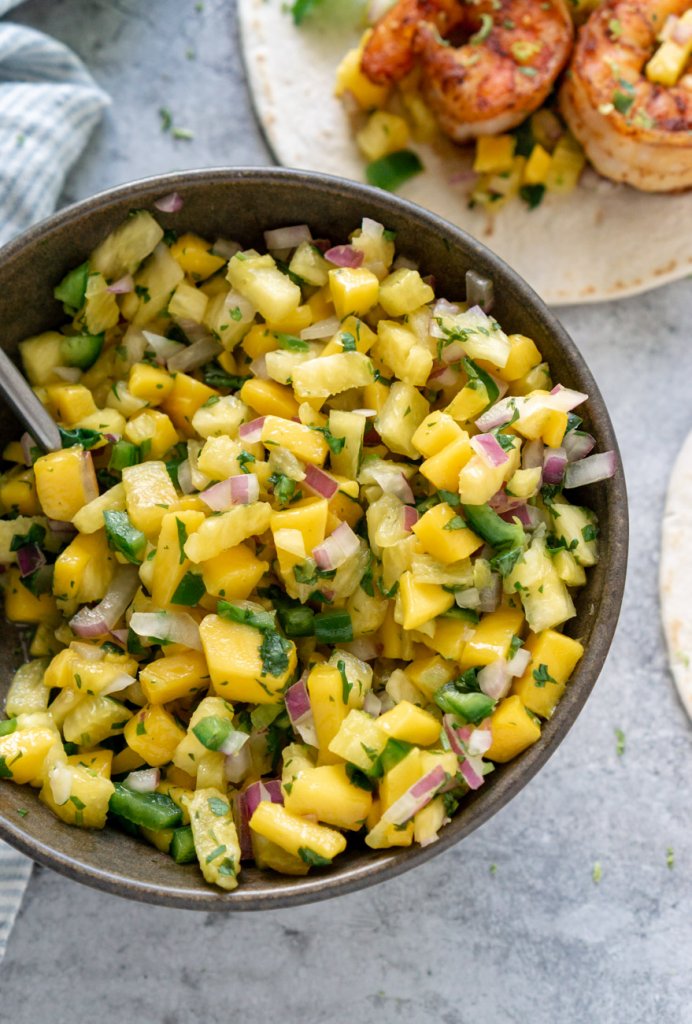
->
0, 168, 628, 909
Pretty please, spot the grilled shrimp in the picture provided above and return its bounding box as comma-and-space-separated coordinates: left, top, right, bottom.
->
560, 0, 692, 191
361, 0, 574, 142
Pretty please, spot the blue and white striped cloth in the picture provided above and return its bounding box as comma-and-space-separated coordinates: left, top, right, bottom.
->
0, 0, 108, 959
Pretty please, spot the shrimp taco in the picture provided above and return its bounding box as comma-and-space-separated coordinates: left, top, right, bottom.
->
239, 0, 692, 305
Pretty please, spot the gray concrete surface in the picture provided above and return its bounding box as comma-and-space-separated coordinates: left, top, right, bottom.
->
1, 1, 691, 1021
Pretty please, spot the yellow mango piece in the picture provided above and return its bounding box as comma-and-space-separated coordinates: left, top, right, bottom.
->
201, 544, 269, 600
356, 110, 409, 161
412, 503, 483, 564
366, 747, 422, 848
72, 483, 126, 534
512, 630, 584, 718
140, 650, 210, 704
110, 746, 145, 775
523, 145, 552, 186
151, 509, 206, 607
189, 787, 241, 890
67, 749, 113, 777
34, 447, 98, 522
271, 497, 328, 555
184, 502, 272, 564
200, 614, 297, 704
240, 377, 300, 419
416, 615, 474, 662
284, 764, 372, 831
4, 568, 59, 624
486, 694, 541, 762
52, 530, 116, 617
397, 572, 454, 630
374, 320, 432, 387
122, 461, 178, 539
328, 267, 379, 319
170, 233, 226, 280
445, 384, 490, 423
419, 434, 473, 492
250, 800, 347, 862
124, 704, 187, 766
459, 607, 525, 669
160, 372, 217, 436
261, 415, 328, 466
474, 135, 516, 173
128, 362, 175, 405
45, 383, 97, 425
0, 726, 56, 783
321, 316, 376, 358
377, 700, 442, 746
334, 37, 389, 110
307, 663, 348, 766
378, 601, 415, 660
0, 466, 40, 516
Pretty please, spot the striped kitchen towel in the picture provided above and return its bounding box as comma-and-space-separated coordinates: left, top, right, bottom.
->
0, 0, 108, 960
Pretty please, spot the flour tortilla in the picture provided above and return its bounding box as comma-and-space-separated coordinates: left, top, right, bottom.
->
238, 0, 692, 306
661, 430, 692, 721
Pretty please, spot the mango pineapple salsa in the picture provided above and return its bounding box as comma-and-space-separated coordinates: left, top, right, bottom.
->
0, 208, 614, 892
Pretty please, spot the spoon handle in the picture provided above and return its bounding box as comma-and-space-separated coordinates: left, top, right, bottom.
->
0, 348, 61, 452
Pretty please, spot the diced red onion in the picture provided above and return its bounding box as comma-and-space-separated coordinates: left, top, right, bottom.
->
71, 642, 106, 662
352, 408, 377, 418
488, 490, 524, 515
470, 433, 508, 468
341, 637, 381, 662
455, 587, 480, 610
361, 216, 385, 238
47, 518, 77, 537
478, 574, 501, 613
54, 366, 82, 383
402, 505, 419, 533
101, 671, 138, 697
391, 254, 418, 272
200, 473, 259, 510
129, 611, 202, 650
548, 384, 588, 413
167, 336, 222, 373
499, 503, 533, 528
20, 432, 36, 467
324, 245, 364, 268
563, 431, 596, 463
264, 224, 312, 250
16, 543, 45, 578
432, 298, 460, 318
427, 364, 460, 390
448, 168, 477, 185
70, 564, 140, 637
285, 677, 319, 746
243, 779, 283, 820
154, 191, 184, 213
381, 764, 447, 826
371, 467, 415, 504
475, 397, 516, 432
230, 790, 253, 861
477, 658, 513, 700
123, 767, 160, 792
143, 331, 185, 364
212, 238, 242, 260
459, 758, 485, 790
363, 691, 382, 716
249, 355, 268, 380
176, 459, 194, 495
239, 417, 265, 443
542, 447, 567, 485
672, 17, 692, 44
300, 316, 340, 341
507, 647, 531, 677
303, 464, 339, 500
225, 744, 252, 786
522, 438, 544, 470
466, 726, 492, 757
465, 269, 494, 313
564, 451, 617, 488
109, 628, 129, 647
49, 763, 73, 806
312, 522, 360, 571
219, 729, 249, 758
107, 274, 134, 294
439, 340, 465, 363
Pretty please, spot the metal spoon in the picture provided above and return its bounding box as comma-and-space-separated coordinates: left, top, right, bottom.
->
0, 348, 61, 452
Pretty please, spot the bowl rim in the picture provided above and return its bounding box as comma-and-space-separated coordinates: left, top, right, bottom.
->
0, 166, 628, 910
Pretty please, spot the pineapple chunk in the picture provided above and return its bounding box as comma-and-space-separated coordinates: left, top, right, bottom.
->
191, 394, 247, 439
90, 210, 164, 280
124, 704, 187, 766
170, 233, 226, 280
124, 410, 179, 460
128, 362, 175, 405
411, 412, 463, 457
84, 272, 120, 334
189, 788, 241, 890
4, 659, 50, 716
378, 269, 435, 318
62, 694, 131, 746
40, 759, 114, 828
184, 503, 272, 563
375, 381, 430, 459
261, 416, 328, 465
374, 320, 432, 387
19, 331, 64, 386
0, 726, 56, 783
171, 695, 234, 776
72, 483, 126, 534
160, 373, 217, 436
291, 352, 374, 401
168, 280, 208, 323
356, 111, 410, 161
151, 509, 206, 607
227, 251, 301, 322
122, 461, 178, 539
131, 243, 185, 327
334, 36, 389, 110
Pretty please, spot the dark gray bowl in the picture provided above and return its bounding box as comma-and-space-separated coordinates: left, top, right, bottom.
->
0, 168, 628, 909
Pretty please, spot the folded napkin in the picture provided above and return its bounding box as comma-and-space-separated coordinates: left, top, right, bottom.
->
0, 0, 108, 960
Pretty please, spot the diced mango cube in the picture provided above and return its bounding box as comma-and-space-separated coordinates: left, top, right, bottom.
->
396, 572, 454, 630
199, 614, 296, 704
124, 704, 187, 766
250, 801, 347, 862
512, 629, 584, 718
485, 694, 541, 762
284, 764, 372, 830
201, 544, 269, 600
377, 700, 441, 746
419, 434, 473, 491
34, 447, 98, 522
413, 502, 483, 564
328, 267, 380, 319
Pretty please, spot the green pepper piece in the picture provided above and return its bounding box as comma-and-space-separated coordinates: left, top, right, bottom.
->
462, 503, 525, 551
171, 572, 205, 606
0, 718, 17, 737
366, 150, 424, 192
103, 510, 147, 565
170, 825, 197, 864
279, 605, 315, 638
53, 261, 89, 311
314, 609, 353, 645
60, 334, 104, 370
109, 783, 182, 830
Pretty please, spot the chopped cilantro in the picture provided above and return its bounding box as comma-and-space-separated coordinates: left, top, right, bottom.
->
337, 659, 352, 704
208, 797, 230, 817
175, 518, 188, 564
532, 664, 556, 688
298, 847, 332, 866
